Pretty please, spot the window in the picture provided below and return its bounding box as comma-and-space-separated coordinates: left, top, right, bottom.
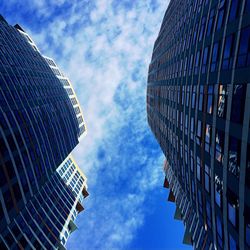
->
191, 117, 195, 140
218, 84, 228, 118
211, 42, 220, 72
245, 228, 250, 246
217, 0, 226, 31
205, 164, 210, 192
215, 130, 224, 163
206, 200, 212, 228
216, 214, 223, 248
191, 85, 196, 109
237, 26, 250, 68
202, 46, 209, 74
222, 35, 235, 70
189, 54, 194, 75
197, 156, 201, 181
228, 202, 236, 226
193, 24, 199, 45
199, 16, 206, 42
229, 0, 240, 21
228, 137, 241, 177
231, 84, 246, 124
198, 85, 204, 111
190, 150, 194, 172
186, 86, 190, 107
246, 145, 250, 188
205, 124, 211, 153
229, 234, 237, 250
196, 120, 202, 145
182, 86, 185, 106
185, 114, 188, 135
194, 50, 201, 75
206, 9, 215, 37
197, 192, 204, 215
245, 0, 250, 13
206, 85, 214, 114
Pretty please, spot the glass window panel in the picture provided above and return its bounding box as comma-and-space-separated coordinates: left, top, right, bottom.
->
229, 0, 240, 21
229, 234, 237, 250
222, 35, 234, 70
211, 42, 219, 72
207, 85, 214, 114
228, 202, 236, 226
206, 9, 215, 37
192, 86, 196, 109
246, 222, 250, 246
231, 84, 246, 124
237, 26, 250, 68
246, 0, 250, 13
197, 156, 201, 181
199, 85, 204, 111
216, 130, 224, 163
228, 137, 241, 177
205, 124, 211, 152
202, 46, 209, 74
217, 84, 228, 118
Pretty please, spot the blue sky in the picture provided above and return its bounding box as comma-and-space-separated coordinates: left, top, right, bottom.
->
1, 0, 192, 249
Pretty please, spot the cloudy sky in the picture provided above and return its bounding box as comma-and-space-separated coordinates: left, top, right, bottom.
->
1, 0, 192, 249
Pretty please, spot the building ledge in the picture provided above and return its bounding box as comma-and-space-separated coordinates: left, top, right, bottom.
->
76, 202, 84, 213
82, 187, 89, 198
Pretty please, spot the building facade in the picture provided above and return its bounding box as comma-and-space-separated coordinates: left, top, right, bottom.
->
147, 0, 250, 249
0, 16, 88, 248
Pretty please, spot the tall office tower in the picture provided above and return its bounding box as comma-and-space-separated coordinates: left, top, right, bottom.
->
0, 15, 88, 249
147, 0, 250, 249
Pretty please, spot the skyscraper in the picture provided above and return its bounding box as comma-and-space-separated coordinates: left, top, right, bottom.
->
147, 0, 250, 249
0, 15, 88, 248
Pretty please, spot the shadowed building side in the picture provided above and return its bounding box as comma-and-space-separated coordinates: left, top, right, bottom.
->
0, 15, 88, 249
147, 0, 250, 249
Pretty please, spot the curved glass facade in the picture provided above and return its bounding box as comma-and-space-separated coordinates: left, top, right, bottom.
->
0, 16, 88, 249
147, 0, 250, 249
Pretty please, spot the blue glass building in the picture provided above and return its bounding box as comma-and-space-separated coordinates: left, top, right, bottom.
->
147, 0, 250, 249
0, 15, 88, 248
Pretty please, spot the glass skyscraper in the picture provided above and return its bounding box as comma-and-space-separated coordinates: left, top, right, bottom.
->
0, 15, 88, 248
147, 0, 250, 249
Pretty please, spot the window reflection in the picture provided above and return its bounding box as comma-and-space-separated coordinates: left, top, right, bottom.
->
196, 120, 202, 145
207, 85, 214, 114
205, 164, 210, 192
215, 130, 224, 163
228, 137, 241, 177
217, 84, 228, 118
205, 124, 211, 153
215, 175, 223, 207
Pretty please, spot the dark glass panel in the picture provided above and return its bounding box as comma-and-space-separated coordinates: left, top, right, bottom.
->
231, 84, 246, 124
